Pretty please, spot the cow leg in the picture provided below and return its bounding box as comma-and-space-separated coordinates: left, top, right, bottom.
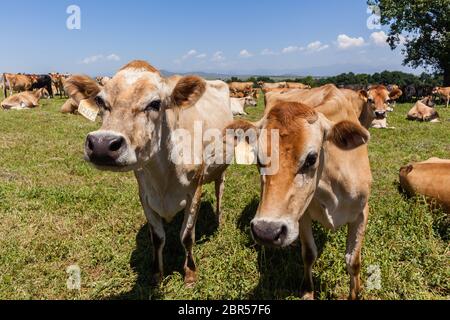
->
180, 183, 203, 287
214, 172, 225, 225
299, 214, 317, 300
346, 203, 369, 300
143, 206, 166, 285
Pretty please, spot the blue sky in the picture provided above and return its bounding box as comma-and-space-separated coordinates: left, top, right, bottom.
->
0, 0, 422, 76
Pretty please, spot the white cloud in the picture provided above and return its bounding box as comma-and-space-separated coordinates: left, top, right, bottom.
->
106, 53, 120, 61
239, 49, 253, 58
81, 54, 120, 64
370, 31, 388, 47
306, 41, 329, 52
211, 51, 225, 62
182, 49, 198, 60
196, 53, 207, 59
282, 46, 304, 54
337, 34, 366, 49
261, 48, 277, 56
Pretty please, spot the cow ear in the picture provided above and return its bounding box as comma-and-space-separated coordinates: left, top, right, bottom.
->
358, 90, 368, 102
171, 76, 206, 108
327, 120, 370, 150
389, 88, 402, 100
64, 75, 101, 104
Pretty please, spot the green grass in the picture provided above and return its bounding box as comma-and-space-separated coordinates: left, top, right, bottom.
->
0, 92, 449, 300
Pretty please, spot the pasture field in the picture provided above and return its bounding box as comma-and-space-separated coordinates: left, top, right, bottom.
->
0, 91, 449, 300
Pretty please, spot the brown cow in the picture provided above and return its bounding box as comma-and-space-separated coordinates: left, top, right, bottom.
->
400, 158, 450, 213
61, 75, 102, 114
286, 82, 311, 89
407, 97, 440, 122
69, 60, 233, 286
433, 86, 450, 108
228, 82, 253, 97
2, 73, 36, 97
226, 93, 372, 300
1, 88, 49, 110
361, 85, 402, 129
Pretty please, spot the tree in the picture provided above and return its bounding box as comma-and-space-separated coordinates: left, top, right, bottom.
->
369, 0, 450, 85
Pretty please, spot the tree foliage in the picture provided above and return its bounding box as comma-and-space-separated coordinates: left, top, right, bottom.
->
368, 0, 450, 85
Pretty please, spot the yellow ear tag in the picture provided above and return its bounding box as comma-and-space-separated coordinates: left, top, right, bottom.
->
78, 99, 99, 122
235, 140, 257, 165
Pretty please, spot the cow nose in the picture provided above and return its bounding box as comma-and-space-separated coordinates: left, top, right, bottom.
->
85, 133, 126, 166
251, 219, 287, 247
375, 111, 386, 119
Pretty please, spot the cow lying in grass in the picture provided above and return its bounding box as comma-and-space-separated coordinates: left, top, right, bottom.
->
69, 60, 233, 286
226, 97, 372, 299
1, 88, 49, 110
400, 158, 450, 213
407, 96, 440, 122
230, 96, 257, 116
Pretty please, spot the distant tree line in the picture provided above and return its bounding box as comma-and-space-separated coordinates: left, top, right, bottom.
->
227, 71, 443, 88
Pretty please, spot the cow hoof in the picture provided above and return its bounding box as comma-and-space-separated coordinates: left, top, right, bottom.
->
300, 292, 314, 300
184, 269, 197, 288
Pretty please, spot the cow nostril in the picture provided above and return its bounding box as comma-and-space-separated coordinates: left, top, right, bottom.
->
109, 137, 124, 152
275, 225, 287, 242
86, 136, 95, 151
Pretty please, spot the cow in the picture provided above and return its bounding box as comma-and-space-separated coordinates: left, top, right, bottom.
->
225, 96, 372, 300
407, 97, 439, 122
1, 88, 49, 110
264, 84, 375, 130
433, 87, 450, 108
260, 82, 287, 92
30, 74, 54, 98
70, 60, 233, 286
286, 82, 311, 90
400, 158, 450, 213
361, 85, 402, 129
230, 96, 257, 116
228, 82, 254, 97
2, 73, 35, 97
50, 73, 69, 98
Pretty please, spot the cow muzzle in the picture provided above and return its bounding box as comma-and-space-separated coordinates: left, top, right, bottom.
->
85, 132, 129, 167
374, 110, 386, 119
251, 219, 289, 247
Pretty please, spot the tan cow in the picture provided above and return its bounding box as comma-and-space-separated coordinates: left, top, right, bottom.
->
2, 73, 36, 97
226, 95, 372, 300
70, 60, 233, 286
361, 85, 402, 129
230, 96, 257, 116
260, 81, 287, 92
264, 84, 374, 129
433, 86, 450, 108
400, 158, 450, 213
286, 82, 311, 89
407, 96, 439, 122
1, 88, 49, 110
50, 73, 69, 99
60, 75, 103, 114
228, 82, 253, 97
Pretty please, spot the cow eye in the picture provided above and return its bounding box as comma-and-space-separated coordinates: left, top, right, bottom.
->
368, 98, 374, 103
386, 99, 392, 104
302, 152, 318, 171
95, 96, 107, 109
145, 100, 161, 112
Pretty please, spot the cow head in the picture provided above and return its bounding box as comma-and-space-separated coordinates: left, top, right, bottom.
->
226, 102, 369, 247
244, 96, 257, 107
77, 60, 206, 171
359, 85, 402, 120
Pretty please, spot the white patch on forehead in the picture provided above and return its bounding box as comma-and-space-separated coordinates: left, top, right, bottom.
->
118, 68, 164, 88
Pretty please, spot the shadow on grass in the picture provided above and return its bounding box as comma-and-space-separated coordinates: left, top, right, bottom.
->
109, 200, 218, 300
237, 197, 330, 299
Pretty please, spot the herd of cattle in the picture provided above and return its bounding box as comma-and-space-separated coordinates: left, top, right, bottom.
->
0, 62, 449, 299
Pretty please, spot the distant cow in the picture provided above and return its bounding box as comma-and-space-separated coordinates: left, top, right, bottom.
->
400, 158, 450, 213
2, 73, 35, 97
228, 82, 253, 97
433, 86, 450, 108
30, 74, 53, 98
230, 96, 257, 116
259, 82, 287, 92
50, 73, 69, 98
286, 82, 311, 89
1, 88, 49, 110
407, 97, 439, 122
362, 85, 402, 129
